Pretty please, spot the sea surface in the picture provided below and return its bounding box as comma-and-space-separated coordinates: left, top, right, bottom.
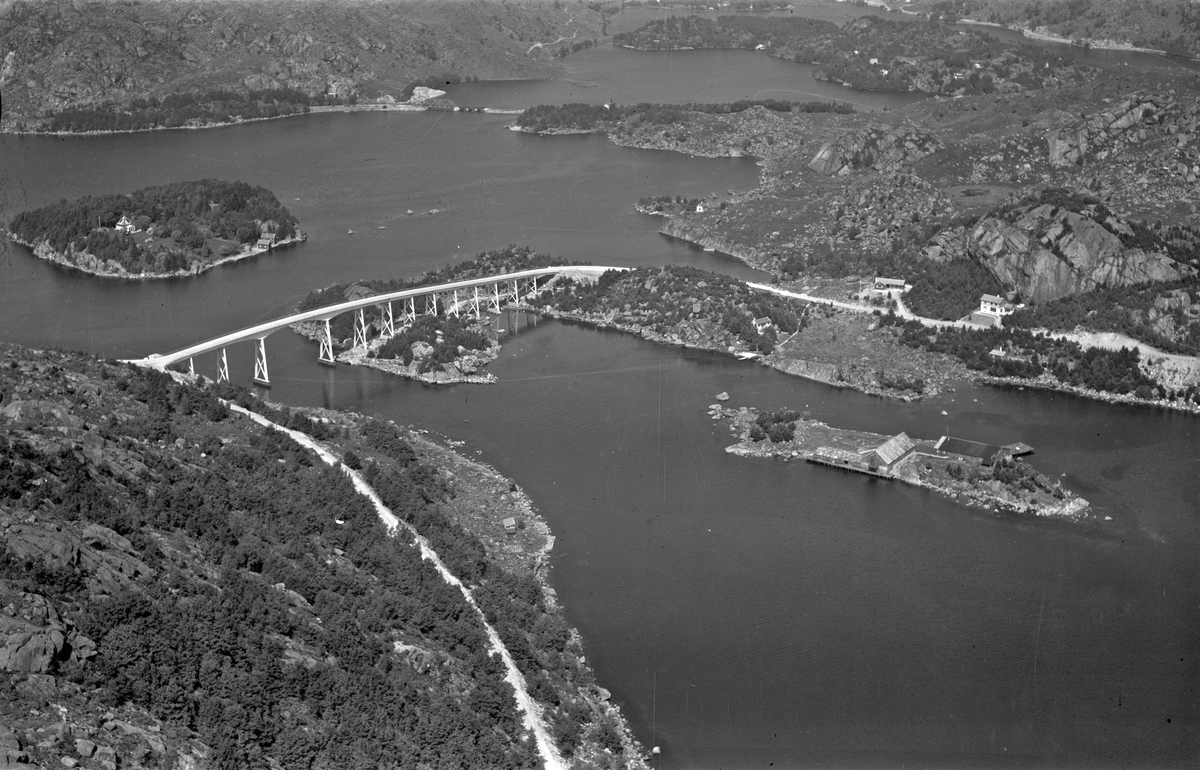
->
0, 38, 1196, 770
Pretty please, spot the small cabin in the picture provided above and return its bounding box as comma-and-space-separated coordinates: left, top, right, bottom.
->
115, 214, 136, 234
752, 317, 774, 334
502, 517, 518, 535
873, 277, 909, 294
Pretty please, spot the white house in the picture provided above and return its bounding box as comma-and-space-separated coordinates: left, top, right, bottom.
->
979, 294, 1015, 317
115, 214, 136, 234
752, 317, 774, 334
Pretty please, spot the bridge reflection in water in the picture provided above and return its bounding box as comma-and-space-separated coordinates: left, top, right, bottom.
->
127, 266, 621, 386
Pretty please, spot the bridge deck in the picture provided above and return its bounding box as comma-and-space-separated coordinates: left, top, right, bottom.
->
129, 265, 622, 370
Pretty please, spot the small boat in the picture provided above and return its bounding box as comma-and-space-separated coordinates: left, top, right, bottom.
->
347, 229, 354, 234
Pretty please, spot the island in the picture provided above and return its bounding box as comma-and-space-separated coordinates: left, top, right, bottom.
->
0, 342, 649, 770
712, 403, 1088, 519
7, 179, 304, 278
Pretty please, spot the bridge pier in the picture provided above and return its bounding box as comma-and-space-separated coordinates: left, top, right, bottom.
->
403, 297, 416, 324
318, 319, 337, 366
217, 348, 230, 383
253, 337, 271, 387
353, 308, 369, 350
188, 357, 195, 377
379, 302, 395, 338
490, 282, 503, 312
449, 289, 461, 317
426, 294, 439, 317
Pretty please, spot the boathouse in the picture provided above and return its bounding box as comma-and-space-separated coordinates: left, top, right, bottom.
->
867, 432, 915, 472
935, 436, 1008, 466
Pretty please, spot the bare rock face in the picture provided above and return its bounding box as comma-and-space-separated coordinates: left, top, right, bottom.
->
968, 204, 1188, 303
809, 125, 940, 176
0, 591, 95, 674
1048, 93, 1169, 167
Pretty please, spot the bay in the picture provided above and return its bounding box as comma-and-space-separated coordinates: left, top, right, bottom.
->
0, 40, 1196, 769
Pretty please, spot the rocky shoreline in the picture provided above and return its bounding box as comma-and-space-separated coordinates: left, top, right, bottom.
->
280, 405, 650, 768
8, 232, 305, 279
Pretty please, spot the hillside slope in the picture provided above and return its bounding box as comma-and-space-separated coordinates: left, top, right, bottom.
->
0, 343, 645, 770
0, 0, 604, 127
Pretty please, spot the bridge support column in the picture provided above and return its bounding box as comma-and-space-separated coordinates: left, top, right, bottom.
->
404, 297, 416, 323
353, 309, 368, 350
449, 289, 460, 317
491, 282, 502, 312
511, 279, 519, 305
426, 293, 439, 316
379, 302, 395, 338
217, 348, 230, 383
253, 337, 270, 387
318, 319, 337, 366
188, 357, 195, 377
472, 286, 482, 318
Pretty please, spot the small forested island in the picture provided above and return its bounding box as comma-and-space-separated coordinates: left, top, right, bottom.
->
713, 403, 1089, 520
0, 342, 648, 770
7, 179, 304, 278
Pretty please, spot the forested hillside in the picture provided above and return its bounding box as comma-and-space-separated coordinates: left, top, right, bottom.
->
8, 180, 299, 276
0, 0, 604, 131
923, 0, 1200, 57
0, 344, 645, 770
612, 14, 1092, 93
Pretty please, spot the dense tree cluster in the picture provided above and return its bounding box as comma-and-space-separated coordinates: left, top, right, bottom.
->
38, 89, 349, 133
749, 408, 800, 442
517, 99, 851, 132
542, 265, 804, 354
878, 313, 1170, 398
8, 179, 298, 274
373, 315, 493, 372
0, 354, 634, 769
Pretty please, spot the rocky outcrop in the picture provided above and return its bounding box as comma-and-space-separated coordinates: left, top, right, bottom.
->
0, 592, 96, 674
809, 125, 940, 176
1048, 93, 1169, 167
968, 203, 1188, 302
658, 217, 776, 271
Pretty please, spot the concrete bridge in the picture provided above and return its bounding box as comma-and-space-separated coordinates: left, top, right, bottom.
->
128, 266, 621, 386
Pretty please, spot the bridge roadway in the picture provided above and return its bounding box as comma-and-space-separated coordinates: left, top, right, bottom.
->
128, 266, 622, 385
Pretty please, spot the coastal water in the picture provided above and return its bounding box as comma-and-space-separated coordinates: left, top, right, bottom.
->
1, 41, 1197, 769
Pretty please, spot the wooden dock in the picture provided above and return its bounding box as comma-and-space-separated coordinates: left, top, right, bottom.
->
805, 454, 894, 479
